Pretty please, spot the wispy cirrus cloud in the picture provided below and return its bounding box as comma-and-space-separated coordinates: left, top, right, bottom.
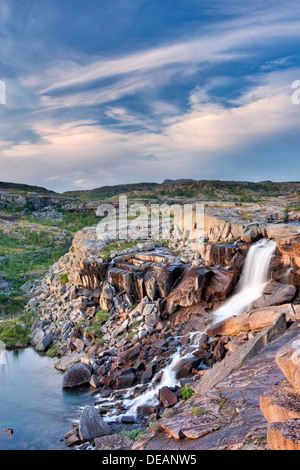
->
0, 0, 300, 190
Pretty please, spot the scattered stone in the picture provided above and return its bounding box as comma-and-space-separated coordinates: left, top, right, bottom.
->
62, 363, 92, 389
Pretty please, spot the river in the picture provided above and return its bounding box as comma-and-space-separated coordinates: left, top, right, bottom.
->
0, 348, 96, 450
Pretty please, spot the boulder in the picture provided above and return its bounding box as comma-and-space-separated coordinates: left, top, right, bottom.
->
260, 382, 300, 424
136, 406, 157, 416
253, 281, 296, 308
54, 353, 83, 372
159, 387, 178, 408
275, 335, 300, 392
62, 363, 92, 388
267, 419, 300, 450
30, 328, 53, 352
79, 406, 111, 442
165, 268, 213, 314
144, 265, 183, 300
173, 357, 201, 379
0, 274, 10, 292
64, 428, 82, 447
207, 309, 286, 338
204, 269, 235, 303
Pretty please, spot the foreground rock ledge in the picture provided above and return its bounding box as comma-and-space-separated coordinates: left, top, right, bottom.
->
140, 324, 300, 451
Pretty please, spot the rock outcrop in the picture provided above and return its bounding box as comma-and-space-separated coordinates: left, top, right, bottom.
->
259, 332, 300, 450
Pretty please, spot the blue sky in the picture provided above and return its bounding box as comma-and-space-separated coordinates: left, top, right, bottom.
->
0, 0, 299, 192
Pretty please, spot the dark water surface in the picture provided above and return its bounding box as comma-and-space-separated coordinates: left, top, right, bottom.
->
0, 348, 96, 450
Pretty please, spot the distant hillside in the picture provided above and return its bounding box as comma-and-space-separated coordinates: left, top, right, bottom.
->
64, 182, 159, 200
1, 179, 299, 204
0, 181, 58, 195
64, 179, 300, 203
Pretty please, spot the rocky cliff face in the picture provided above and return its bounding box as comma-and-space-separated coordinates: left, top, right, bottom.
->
25, 214, 300, 449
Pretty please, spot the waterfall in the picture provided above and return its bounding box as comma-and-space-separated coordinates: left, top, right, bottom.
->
213, 238, 276, 323
105, 239, 276, 419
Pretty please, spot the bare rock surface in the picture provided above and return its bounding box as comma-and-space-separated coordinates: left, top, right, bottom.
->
275, 334, 300, 392
144, 324, 300, 450
260, 380, 300, 423
268, 419, 300, 450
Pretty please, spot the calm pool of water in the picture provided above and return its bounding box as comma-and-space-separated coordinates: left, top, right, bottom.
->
0, 348, 96, 450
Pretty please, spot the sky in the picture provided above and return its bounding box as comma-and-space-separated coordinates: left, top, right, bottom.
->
0, 0, 299, 193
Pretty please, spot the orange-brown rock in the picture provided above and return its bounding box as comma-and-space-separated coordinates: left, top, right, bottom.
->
205, 269, 235, 303
207, 310, 284, 338
260, 381, 300, 423
165, 268, 213, 314
267, 419, 300, 450
275, 334, 300, 392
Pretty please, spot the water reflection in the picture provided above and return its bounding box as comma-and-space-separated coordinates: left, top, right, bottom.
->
0, 348, 96, 450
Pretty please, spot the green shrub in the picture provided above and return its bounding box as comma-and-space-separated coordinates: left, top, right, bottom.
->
59, 274, 69, 286
121, 429, 145, 441
180, 384, 195, 400
46, 345, 60, 358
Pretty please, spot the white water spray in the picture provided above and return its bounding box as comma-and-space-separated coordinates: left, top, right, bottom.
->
213, 238, 276, 323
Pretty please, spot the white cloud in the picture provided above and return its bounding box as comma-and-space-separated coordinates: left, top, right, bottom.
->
1, 70, 299, 190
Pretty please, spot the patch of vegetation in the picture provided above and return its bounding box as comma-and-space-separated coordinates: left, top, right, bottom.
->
75, 318, 86, 332
0, 225, 70, 317
26, 210, 100, 233
218, 397, 227, 416
46, 344, 60, 358
189, 402, 218, 418
84, 311, 110, 340
180, 384, 195, 401
121, 429, 146, 441
0, 311, 36, 346
59, 273, 69, 286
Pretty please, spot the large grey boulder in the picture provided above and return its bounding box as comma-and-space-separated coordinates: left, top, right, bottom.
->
30, 328, 53, 352
62, 363, 92, 388
79, 406, 111, 442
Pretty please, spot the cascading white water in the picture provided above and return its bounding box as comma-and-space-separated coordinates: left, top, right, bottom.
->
122, 348, 182, 416
104, 239, 277, 420
213, 238, 276, 323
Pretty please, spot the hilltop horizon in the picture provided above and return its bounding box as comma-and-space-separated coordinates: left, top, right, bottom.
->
1, 177, 300, 199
